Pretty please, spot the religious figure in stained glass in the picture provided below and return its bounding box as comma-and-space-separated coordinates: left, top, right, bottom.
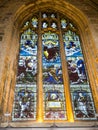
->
72, 89, 96, 119
12, 85, 36, 120
67, 57, 87, 85
43, 64, 63, 84
17, 56, 37, 83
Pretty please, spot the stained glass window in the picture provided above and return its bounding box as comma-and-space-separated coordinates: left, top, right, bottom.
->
12, 11, 97, 122
12, 28, 38, 121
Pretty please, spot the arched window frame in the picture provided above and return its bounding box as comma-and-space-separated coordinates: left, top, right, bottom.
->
12, 10, 97, 122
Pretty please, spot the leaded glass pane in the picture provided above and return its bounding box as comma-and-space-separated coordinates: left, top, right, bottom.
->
51, 22, 57, 29
69, 23, 75, 29
43, 63, 63, 84
42, 13, 47, 18
43, 85, 66, 120
12, 29, 38, 121
31, 17, 38, 28
42, 21, 48, 28
71, 85, 96, 120
61, 19, 67, 29
42, 32, 67, 120
51, 14, 55, 18
24, 21, 29, 27
12, 85, 36, 120
63, 30, 96, 120
67, 57, 87, 84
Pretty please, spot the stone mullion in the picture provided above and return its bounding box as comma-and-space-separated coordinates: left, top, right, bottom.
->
57, 14, 74, 122
37, 12, 43, 122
